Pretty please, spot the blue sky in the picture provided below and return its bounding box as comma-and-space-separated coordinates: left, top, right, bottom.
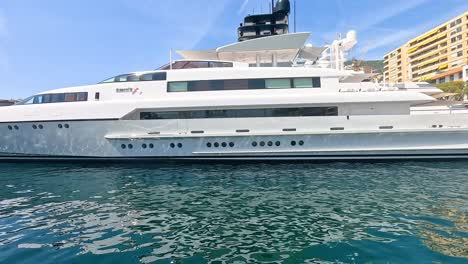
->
0, 0, 467, 99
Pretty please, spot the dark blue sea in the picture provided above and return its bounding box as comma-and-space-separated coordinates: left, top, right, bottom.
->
0, 161, 466, 263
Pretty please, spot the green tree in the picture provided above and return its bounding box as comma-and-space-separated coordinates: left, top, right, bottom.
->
436, 81, 468, 101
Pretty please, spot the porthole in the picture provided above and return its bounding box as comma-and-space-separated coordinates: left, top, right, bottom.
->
149, 143, 154, 149
14, 125, 19, 130
299, 140, 304, 146
260, 141, 266, 147
142, 144, 147, 149
267, 141, 273, 147
8, 125, 12, 130
128, 144, 133, 149
32, 125, 37, 130
291, 141, 297, 146
214, 142, 220, 148
38, 125, 43, 129
252, 142, 258, 147
207, 142, 212, 148
177, 143, 183, 148
275, 141, 281, 146
58, 124, 63, 129
121, 144, 126, 149
222, 142, 227, 148
64, 124, 70, 129
229, 142, 235, 147
170, 143, 176, 148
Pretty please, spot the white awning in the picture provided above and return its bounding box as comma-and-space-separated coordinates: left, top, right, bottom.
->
177, 32, 313, 64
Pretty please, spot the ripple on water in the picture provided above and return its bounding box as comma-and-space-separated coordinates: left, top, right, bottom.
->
0, 161, 466, 263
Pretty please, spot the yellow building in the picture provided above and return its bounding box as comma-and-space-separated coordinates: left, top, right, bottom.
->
384, 11, 468, 84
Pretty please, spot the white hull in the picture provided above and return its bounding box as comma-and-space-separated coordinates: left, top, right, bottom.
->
2, 114, 468, 161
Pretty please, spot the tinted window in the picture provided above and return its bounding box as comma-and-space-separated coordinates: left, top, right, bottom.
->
248, 79, 266, 89
77, 92, 88, 101
140, 72, 167, 81
33, 95, 43, 104
101, 72, 167, 83
114, 74, 133, 82
293, 78, 313, 88
64, 93, 77, 102
209, 62, 234, 68
126, 75, 139, 82
18, 92, 89, 105
265, 79, 291, 89
167, 78, 320, 92
159, 61, 234, 70
312, 77, 321, 88
51, 93, 65, 103
168, 82, 188, 92
140, 107, 338, 120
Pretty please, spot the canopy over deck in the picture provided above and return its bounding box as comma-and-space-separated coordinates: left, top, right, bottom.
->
177, 32, 325, 64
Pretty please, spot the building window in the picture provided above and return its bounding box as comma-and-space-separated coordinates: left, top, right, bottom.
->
451, 27, 462, 35
450, 75, 455, 81
140, 107, 339, 120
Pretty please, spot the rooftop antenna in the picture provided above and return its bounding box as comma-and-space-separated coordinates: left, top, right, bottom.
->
169, 49, 173, 70
294, 0, 297, 33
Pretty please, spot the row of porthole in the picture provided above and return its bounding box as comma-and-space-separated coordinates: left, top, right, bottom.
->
207, 142, 235, 148
252, 140, 304, 147
121, 143, 183, 150
7, 124, 70, 130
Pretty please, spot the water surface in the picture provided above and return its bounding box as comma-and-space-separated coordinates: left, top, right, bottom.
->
0, 161, 467, 263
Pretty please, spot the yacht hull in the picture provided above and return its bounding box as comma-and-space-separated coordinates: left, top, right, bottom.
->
2, 114, 468, 161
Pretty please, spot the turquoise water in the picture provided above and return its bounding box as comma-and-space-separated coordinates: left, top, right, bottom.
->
0, 161, 467, 264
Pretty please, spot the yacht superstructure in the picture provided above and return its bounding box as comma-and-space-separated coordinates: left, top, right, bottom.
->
1, 0, 468, 161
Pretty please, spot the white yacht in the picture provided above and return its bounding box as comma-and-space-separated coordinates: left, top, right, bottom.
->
1, 0, 468, 161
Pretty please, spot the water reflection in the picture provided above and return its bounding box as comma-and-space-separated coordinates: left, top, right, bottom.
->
0, 162, 466, 263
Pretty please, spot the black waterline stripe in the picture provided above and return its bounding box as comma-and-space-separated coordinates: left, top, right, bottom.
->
3, 153, 468, 159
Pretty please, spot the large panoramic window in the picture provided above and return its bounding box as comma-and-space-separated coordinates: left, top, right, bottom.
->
158, 61, 233, 70
167, 77, 321, 92
18, 92, 88, 105
100, 72, 167, 83
140, 106, 338, 120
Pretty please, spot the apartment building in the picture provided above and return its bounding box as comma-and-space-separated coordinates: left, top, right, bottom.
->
384, 11, 468, 84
